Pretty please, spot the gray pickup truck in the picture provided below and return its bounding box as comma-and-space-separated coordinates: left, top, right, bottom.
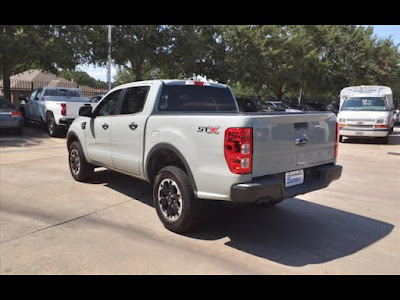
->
66, 80, 342, 233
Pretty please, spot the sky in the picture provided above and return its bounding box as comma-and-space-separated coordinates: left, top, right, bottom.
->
79, 25, 400, 83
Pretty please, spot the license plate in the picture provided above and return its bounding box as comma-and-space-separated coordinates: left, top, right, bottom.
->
285, 170, 304, 187
355, 131, 364, 136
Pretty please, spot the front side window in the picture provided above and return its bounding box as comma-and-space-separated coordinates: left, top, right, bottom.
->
29, 89, 38, 101
158, 85, 236, 112
95, 90, 121, 116
120, 86, 149, 115
35, 88, 43, 100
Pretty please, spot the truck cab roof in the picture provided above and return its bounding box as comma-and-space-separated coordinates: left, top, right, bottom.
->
110, 79, 227, 91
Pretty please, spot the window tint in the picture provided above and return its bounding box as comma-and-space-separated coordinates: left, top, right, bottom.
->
35, 88, 43, 100
29, 90, 38, 101
0, 98, 16, 109
44, 88, 80, 97
95, 90, 121, 116
158, 85, 236, 112
120, 86, 149, 115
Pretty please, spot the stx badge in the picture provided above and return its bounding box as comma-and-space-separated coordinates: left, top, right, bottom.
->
197, 126, 220, 134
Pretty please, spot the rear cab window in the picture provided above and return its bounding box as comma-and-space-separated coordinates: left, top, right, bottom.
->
44, 88, 81, 97
158, 84, 237, 112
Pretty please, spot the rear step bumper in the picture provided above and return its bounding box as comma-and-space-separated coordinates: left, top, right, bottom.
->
231, 164, 342, 203
59, 118, 75, 127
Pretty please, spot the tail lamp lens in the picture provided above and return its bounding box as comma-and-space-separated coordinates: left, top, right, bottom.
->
11, 111, 22, 117
224, 128, 253, 174
61, 103, 66, 116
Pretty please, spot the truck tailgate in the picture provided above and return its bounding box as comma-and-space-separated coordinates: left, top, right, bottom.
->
251, 112, 337, 177
65, 102, 95, 119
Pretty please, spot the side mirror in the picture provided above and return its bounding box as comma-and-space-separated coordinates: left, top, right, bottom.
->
393, 100, 398, 110
79, 105, 93, 117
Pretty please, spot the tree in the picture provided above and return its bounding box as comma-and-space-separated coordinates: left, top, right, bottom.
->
59, 69, 106, 88
0, 25, 95, 100
161, 25, 230, 83
111, 25, 174, 82
223, 25, 299, 101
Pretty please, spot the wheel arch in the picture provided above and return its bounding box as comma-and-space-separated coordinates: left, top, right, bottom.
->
145, 143, 197, 194
45, 110, 53, 123
66, 131, 81, 150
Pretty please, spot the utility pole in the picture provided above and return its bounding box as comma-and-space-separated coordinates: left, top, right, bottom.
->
107, 25, 112, 90
298, 87, 303, 106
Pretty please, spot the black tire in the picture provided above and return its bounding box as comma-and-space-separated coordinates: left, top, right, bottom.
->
153, 166, 203, 233
47, 113, 61, 137
339, 135, 344, 143
68, 141, 94, 182
20, 109, 26, 127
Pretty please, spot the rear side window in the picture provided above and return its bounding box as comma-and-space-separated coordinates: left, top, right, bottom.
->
120, 86, 149, 115
0, 98, 16, 109
158, 85, 237, 112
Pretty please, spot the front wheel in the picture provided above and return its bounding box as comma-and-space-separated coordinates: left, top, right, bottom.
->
68, 141, 94, 182
153, 166, 203, 233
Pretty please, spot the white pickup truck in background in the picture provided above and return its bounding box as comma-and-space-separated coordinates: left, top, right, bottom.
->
22, 87, 96, 136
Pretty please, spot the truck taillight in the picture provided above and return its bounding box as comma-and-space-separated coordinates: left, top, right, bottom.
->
10, 111, 21, 118
334, 122, 339, 158
61, 103, 66, 116
224, 128, 253, 174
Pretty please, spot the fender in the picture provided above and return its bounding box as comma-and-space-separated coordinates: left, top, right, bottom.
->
145, 143, 198, 194
66, 130, 81, 149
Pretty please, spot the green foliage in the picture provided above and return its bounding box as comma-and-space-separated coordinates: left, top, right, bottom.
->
2, 25, 399, 102
59, 69, 106, 88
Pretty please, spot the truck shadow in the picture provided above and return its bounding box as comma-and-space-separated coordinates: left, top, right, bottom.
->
0, 126, 53, 148
90, 169, 394, 267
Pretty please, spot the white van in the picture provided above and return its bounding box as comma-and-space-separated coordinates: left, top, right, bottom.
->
337, 85, 395, 144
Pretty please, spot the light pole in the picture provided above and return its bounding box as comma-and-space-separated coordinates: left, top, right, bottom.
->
107, 25, 112, 90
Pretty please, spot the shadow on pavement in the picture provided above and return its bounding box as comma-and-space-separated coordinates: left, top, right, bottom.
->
0, 125, 64, 148
89, 169, 394, 267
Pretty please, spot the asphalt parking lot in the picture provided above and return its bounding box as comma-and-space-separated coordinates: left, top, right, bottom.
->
0, 126, 399, 274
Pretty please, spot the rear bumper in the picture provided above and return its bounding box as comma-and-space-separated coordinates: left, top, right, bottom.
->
0, 119, 22, 129
58, 118, 75, 127
231, 164, 342, 203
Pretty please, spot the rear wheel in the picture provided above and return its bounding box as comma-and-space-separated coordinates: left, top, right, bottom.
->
153, 166, 203, 233
47, 113, 61, 137
68, 141, 94, 182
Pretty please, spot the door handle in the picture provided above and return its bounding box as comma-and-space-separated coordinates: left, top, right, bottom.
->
129, 122, 138, 130
102, 123, 109, 130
